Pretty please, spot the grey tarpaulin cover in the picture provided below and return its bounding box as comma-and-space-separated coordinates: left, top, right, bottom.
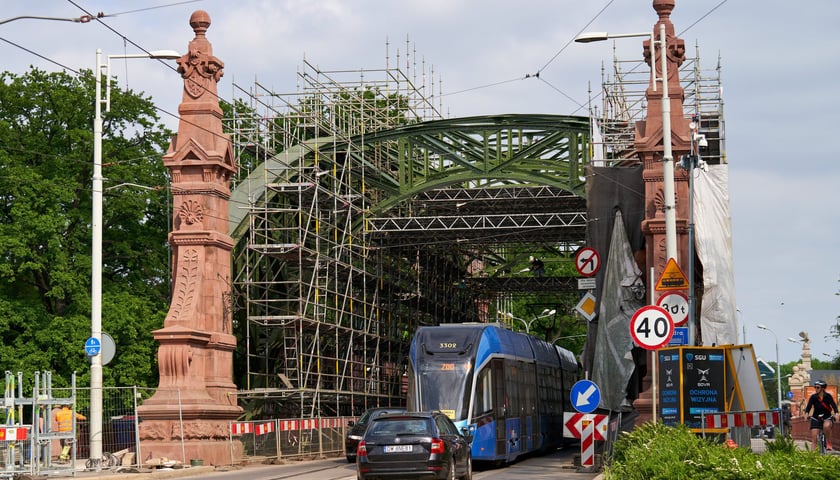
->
592, 211, 645, 411
694, 164, 738, 346
581, 165, 644, 379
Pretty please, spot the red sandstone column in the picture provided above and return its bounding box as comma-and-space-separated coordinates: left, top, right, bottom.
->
633, 0, 691, 425
137, 10, 242, 465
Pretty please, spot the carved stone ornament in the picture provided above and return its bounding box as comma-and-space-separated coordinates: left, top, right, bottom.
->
178, 199, 204, 225
176, 10, 224, 99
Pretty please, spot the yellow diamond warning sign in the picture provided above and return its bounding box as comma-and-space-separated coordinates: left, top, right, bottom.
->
655, 258, 689, 291
575, 292, 597, 321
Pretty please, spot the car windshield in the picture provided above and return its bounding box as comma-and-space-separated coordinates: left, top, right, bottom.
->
369, 418, 432, 436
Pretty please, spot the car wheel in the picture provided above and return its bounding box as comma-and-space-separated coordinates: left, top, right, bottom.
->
448, 457, 456, 480
346, 455, 355, 463
460, 455, 472, 480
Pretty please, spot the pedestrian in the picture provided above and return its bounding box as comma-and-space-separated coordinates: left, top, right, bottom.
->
529, 256, 545, 277
53, 405, 86, 460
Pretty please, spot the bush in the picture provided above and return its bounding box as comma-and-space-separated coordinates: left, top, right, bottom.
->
606, 422, 840, 479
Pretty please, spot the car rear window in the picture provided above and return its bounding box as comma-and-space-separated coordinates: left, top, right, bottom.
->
369, 418, 432, 436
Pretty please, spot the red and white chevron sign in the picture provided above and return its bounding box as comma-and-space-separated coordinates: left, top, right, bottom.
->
563, 412, 608, 440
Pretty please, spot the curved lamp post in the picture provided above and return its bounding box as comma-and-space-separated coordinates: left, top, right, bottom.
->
756, 324, 783, 435
90, 48, 179, 470
500, 308, 556, 334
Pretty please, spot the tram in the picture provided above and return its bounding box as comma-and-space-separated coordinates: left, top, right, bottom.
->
406, 323, 579, 463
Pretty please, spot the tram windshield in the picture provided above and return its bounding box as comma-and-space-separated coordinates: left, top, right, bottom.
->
411, 326, 481, 421
416, 358, 472, 421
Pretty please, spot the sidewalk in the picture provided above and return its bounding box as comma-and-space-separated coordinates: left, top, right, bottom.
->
63, 465, 217, 480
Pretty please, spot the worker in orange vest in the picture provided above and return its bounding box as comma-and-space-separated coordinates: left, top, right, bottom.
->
54, 405, 86, 460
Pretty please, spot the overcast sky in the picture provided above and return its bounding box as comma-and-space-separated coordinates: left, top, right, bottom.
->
3, 1, 839, 371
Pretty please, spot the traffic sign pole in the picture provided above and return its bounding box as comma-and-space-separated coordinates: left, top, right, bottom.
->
630, 305, 675, 426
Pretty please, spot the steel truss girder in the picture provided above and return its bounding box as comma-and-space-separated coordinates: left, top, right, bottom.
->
366, 212, 586, 236
327, 114, 591, 214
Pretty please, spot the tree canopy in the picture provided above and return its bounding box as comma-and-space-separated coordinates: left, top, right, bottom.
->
0, 67, 172, 388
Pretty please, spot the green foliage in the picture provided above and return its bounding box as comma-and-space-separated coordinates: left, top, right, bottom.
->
0, 67, 171, 388
607, 422, 840, 480
763, 432, 797, 454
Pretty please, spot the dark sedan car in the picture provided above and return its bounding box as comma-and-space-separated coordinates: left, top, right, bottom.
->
345, 407, 406, 462
356, 411, 472, 480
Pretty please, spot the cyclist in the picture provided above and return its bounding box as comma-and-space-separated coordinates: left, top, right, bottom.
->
804, 380, 839, 451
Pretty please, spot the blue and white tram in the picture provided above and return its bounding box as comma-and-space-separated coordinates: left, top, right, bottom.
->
406, 323, 579, 463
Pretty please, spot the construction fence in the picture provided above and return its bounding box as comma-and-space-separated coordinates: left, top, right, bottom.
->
229, 417, 353, 462
2, 373, 358, 475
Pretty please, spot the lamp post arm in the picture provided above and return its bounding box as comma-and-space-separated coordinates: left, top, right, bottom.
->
0, 13, 103, 26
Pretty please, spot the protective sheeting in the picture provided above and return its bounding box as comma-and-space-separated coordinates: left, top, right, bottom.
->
581, 165, 645, 379
593, 211, 646, 411
693, 164, 738, 346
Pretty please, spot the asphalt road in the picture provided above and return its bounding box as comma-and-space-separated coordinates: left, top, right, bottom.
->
186, 446, 603, 480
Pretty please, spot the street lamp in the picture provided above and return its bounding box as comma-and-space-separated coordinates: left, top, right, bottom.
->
576, 24, 677, 262
551, 334, 587, 343
500, 309, 556, 334
0, 13, 102, 26
91, 48, 179, 470
756, 324, 783, 434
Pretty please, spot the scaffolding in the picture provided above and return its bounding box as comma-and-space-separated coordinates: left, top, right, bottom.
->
594, 43, 725, 165
229, 42, 453, 418
227, 40, 648, 420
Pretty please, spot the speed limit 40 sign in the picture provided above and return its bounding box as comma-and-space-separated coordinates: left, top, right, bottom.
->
630, 305, 674, 350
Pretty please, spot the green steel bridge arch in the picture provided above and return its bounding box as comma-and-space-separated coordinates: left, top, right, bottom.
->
230, 113, 591, 239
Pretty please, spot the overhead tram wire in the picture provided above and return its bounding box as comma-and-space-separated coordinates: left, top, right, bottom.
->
96, 0, 205, 18
0, 1, 254, 178
0, 33, 236, 167
534, 0, 616, 76
531, 0, 728, 115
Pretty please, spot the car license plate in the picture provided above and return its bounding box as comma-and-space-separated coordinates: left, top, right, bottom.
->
384, 444, 413, 453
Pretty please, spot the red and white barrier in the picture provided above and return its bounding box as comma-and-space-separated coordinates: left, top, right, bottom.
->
0, 426, 29, 441
230, 422, 253, 435
704, 411, 780, 429
232, 417, 350, 436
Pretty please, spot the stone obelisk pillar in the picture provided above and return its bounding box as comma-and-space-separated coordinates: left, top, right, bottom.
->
137, 10, 242, 465
633, 0, 691, 425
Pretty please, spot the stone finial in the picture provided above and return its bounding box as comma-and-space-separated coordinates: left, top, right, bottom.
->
189, 10, 211, 36
176, 10, 224, 99
653, 0, 675, 19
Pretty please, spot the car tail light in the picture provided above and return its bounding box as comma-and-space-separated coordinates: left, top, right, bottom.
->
357, 441, 367, 458
430, 438, 445, 454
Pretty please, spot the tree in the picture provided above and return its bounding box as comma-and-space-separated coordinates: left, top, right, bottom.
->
0, 67, 172, 388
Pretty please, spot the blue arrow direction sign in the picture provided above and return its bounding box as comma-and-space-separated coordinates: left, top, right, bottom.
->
571, 379, 601, 413
85, 337, 101, 356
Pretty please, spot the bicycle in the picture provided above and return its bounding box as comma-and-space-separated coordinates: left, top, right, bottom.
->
809, 416, 830, 454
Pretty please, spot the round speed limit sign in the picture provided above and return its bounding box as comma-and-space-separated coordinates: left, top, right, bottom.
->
630, 305, 674, 350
